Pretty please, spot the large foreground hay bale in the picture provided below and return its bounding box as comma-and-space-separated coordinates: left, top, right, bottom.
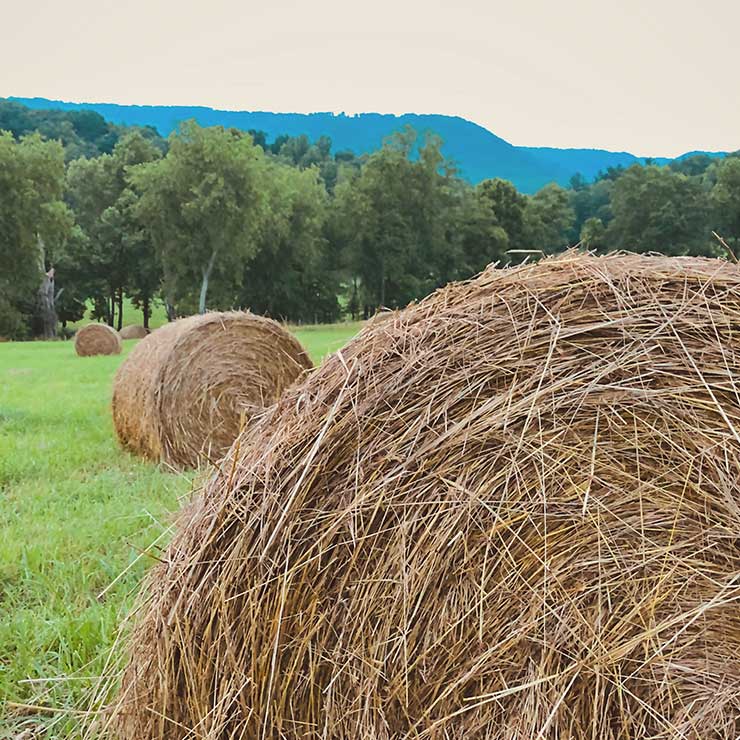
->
74, 323, 121, 356
109, 253, 740, 739
112, 311, 312, 469
119, 324, 149, 339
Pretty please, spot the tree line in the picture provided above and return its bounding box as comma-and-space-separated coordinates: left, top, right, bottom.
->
1, 102, 739, 339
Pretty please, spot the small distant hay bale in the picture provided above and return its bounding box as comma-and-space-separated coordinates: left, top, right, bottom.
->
111, 311, 312, 469
108, 253, 740, 739
74, 323, 121, 356
119, 325, 149, 340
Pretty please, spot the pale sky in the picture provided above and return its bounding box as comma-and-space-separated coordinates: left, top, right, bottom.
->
2, 0, 738, 156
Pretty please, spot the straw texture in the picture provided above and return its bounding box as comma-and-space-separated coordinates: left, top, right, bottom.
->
119, 325, 149, 339
107, 252, 740, 739
111, 311, 312, 469
74, 323, 122, 356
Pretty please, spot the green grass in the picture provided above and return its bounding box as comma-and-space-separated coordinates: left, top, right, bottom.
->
0, 322, 361, 737
68, 297, 361, 338
67, 297, 170, 332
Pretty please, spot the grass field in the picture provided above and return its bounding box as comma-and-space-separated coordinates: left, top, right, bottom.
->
0, 322, 361, 737
67, 297, 170, 333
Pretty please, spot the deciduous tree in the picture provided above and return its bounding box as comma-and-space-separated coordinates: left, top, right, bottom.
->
239, 163, 337, 322
130, 122, 269, 314
606, 165, 710, 254
711, 157, 740, 251
335, 128, 462, 312
523, 183, 575, 253
66, 131, 162, 326
476, 178, 528, 251
0, 132, 72, 337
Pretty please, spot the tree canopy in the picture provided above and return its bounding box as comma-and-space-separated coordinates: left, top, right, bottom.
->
130, 122, 269, 314
0, 132, 72, 336
65, 131, 163, 327
1, 99, 738, 340
0, 99, 165, 161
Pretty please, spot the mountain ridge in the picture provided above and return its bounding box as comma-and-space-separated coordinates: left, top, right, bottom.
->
7, 96, 729, 193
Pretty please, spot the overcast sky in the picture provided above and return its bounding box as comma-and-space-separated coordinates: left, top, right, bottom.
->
3, 0, 738, 156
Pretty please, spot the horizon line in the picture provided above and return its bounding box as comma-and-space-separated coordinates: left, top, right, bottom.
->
4, 93, 734, 161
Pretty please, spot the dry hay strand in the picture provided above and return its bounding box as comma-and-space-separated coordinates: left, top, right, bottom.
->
119, 325, 149, 340
74, 323, 121, 356
107, 252, 740, 739
111, 311, 312, 469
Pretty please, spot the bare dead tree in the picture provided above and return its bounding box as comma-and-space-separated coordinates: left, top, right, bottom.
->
37, 266, 58, 339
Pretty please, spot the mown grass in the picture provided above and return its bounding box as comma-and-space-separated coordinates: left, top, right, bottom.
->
67, 297, 169, 332
67, 297, 359, 338
0, 322, 361, 737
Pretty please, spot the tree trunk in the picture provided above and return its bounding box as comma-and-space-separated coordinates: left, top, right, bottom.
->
199, 273, 209, 315
165, 301, 177, 322
35, 234, 57, 339
379, 255, 386, 307
355, 279, 360, 320
143, 296, 151, 329
37, 268, 57, 339
116, 289, 123, 331
109, 295, 116, 327
199, 251, 217, 315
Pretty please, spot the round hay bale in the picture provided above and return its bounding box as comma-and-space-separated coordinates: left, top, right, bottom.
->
73, 323, 121, 356
111, 311, 312, 469
119, 325, 149, 340
109, 253, 740, 739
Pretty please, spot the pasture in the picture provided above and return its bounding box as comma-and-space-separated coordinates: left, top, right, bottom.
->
0, 322, 360, 737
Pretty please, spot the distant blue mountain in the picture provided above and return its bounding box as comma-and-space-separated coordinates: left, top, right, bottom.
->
8, 97, 730, 193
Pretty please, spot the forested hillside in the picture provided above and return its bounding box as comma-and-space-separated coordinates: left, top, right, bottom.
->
9, 96, 729, 192
0, 99, 163, 160
1, 99, 739, 341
